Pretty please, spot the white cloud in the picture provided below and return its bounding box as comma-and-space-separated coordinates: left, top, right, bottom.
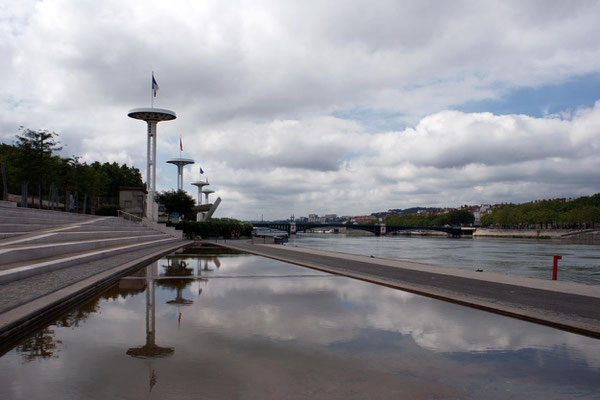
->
1, 0, 600, 218
179, 103, 600, 218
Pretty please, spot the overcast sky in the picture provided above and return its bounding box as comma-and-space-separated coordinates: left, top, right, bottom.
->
2, 0, 600, 220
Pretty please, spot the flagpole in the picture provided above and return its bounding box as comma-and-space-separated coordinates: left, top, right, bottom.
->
151, 71, 154, 108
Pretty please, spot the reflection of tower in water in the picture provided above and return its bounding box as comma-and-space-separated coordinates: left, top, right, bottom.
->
126, 262, 173, 393
201, 257, 221, 272
161, 257, 195, 306
126, 262, 174, 358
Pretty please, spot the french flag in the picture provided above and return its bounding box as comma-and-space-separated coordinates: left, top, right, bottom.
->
180, 137, 183, 151
152, 74, 159, 97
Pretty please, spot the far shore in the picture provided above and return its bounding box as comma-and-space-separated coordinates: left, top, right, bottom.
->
473, 228, 599, 240
302, 227, 600, 241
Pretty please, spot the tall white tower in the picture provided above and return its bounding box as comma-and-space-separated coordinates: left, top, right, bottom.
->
128, 108, 176, 221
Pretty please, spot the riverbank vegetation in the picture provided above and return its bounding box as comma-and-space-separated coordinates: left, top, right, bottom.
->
172, 219, 253, 239
480, 194, 600, 229
383, 209, 475, 226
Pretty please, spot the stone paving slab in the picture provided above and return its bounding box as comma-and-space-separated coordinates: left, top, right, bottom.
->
215, 240, 600, 338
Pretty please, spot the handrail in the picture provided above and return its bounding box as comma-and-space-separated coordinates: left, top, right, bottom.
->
117, 210, 143, 223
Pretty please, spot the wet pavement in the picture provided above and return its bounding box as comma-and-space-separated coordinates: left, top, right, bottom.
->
0, 244, 599, 399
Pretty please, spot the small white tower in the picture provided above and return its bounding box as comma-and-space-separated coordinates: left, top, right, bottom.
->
191, 180, 210, 204
166, 158, 195, 191
202, 188, 215, 204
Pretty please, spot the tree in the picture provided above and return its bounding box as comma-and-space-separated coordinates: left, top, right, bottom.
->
446, 209, 475, 226
14, 127, 62, 207
480, 213, 493, 227
95, 162, 143, 198
1, 133, 145, 211
154, 190, 195, 220
0, 143, 21, 197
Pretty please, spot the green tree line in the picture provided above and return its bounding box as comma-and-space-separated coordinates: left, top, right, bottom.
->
480, 194, 600, 229
383, 209, 475, 226
173, 218, 253, 239
0, 127, 143, 212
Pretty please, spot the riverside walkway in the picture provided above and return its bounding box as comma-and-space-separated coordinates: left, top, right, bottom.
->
215, 240, 600, 338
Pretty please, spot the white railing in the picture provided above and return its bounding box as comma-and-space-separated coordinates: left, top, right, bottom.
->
117, 210, 143, 223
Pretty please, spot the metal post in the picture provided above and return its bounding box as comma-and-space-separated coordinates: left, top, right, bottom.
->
552, 255, 562, 280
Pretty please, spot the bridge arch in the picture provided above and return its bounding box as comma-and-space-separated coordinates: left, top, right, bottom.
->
251, 222, 470, 237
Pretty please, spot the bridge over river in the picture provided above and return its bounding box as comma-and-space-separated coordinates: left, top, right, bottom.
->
251, 222, 475, 237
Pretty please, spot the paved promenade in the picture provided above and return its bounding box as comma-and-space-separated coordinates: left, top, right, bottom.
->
215, 240, 600, 338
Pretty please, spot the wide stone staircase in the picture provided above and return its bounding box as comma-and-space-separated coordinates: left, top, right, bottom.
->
0, 201, 188, 317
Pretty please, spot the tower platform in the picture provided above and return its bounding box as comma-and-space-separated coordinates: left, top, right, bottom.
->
167, 158, 195, 191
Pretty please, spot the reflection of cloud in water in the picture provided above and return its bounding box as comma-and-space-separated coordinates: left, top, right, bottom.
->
173, 275, 600, 369
100, 307, 141, 323
168, 254, 329, 277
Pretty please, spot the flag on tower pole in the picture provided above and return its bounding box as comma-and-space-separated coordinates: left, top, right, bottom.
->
152, 74, 159, 97
180, 136, 183, 152
199, 167, 204, 174
151, 72, 159, 107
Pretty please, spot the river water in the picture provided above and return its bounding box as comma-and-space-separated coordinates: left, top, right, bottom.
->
0, 245, 598, 399
287, 233, 600, 285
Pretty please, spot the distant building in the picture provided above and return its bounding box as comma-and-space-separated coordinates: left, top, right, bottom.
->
324, 214, 337, 222
352, 215, 377, 223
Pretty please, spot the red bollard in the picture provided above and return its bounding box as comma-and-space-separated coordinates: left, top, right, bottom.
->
552, 255, 562, 280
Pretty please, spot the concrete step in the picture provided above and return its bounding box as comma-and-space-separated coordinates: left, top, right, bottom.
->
143, 220, 183, 239
10, 230, 162, 245
0, 224, 50, 233
0, 207, 95, 220
0, 218, 120, 244
66, 224, 151, 232
0, 209, 96, 221
0, 236, 181, 284
0, 233, 171, 266
0, 233, 22, 240
0, 240, 192, 317
0, 216, 99, 225
85, 217, 141, 227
